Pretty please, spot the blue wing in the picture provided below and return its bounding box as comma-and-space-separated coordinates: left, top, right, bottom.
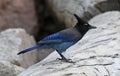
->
39, 33, 77, 44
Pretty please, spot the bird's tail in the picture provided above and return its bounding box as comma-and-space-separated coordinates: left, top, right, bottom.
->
17, 45, 40, 55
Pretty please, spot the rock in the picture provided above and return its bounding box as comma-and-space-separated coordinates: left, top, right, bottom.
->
0, 28, 38, 68
0, 0, 38, 35
0, 60, 24, 76
37, 49, 54, 61
47, 0, 120, 27
18, 11, 120, 76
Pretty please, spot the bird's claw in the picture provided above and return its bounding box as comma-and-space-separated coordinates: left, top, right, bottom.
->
56, 58, 75, 63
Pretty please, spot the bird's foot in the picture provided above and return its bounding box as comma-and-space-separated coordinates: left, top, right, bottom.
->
56, 58, 75, 63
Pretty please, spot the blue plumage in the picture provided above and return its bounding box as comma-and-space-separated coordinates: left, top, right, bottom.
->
17, 45, 40, 55
41, 33, 77, 42
17, 14, 96, 62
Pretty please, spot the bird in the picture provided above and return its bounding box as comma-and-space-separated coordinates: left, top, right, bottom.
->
17, 14, 96, 63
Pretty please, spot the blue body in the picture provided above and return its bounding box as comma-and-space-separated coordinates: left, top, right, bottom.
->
39, 32, 79, 53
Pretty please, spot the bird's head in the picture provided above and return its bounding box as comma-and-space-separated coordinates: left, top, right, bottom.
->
74, 14, 96, 31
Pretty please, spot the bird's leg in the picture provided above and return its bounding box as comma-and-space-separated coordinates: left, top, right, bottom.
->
56, 50, 74, 63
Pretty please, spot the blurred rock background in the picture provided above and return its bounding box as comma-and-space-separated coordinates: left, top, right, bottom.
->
0, 0, 120, 76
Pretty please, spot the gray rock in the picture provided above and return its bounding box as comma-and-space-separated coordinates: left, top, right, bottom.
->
0, 28, 38, 68
0, 60, 24, 76
47, 0, 120, 27
0, 0, 38, 35
18, 11, 120, 76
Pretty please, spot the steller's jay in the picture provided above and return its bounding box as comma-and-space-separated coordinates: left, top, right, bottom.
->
17, 14, 96, 62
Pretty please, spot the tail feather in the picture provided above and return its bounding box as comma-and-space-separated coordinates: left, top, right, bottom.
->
17, 45, 40, 55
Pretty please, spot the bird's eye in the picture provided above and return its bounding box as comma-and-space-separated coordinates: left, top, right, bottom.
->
84, 23, 88, 26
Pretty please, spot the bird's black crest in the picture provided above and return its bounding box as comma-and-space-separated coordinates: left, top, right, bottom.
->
74, 14, 86, 24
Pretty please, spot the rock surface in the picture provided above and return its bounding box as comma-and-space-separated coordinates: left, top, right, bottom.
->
0, 28, 38, 68
0, 0, 38, 35
47, 0, 120, 27
18, 11, 120, 76
0, 60, 24, 76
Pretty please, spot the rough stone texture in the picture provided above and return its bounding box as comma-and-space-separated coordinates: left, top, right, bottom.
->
47, 0, 120, 27
0, 28, 38, 68
18, 11, 120, 76
0, 0, 38, 35
37, 49, 54, 61
0, 60, 24, 76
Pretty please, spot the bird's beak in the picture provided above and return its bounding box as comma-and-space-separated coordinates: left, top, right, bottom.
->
89, 25, 96, 29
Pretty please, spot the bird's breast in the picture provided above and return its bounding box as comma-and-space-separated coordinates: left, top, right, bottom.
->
53, 42, 75, 53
